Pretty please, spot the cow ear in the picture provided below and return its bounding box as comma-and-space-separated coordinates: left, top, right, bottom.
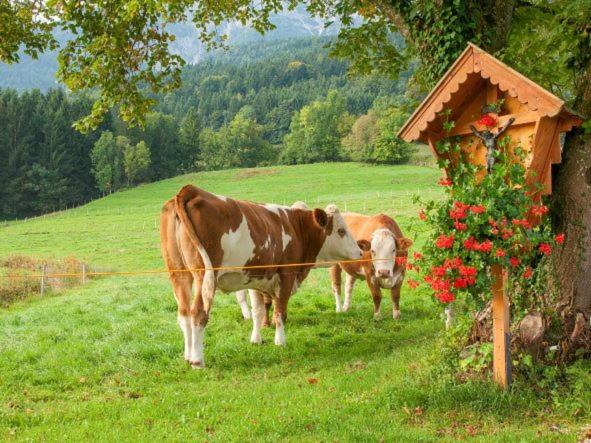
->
313, 208, 328, 228
357, 239, 371, 251
396, 237, 413, 251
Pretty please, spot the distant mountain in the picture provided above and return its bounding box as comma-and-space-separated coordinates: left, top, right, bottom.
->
0, 6, 342, 91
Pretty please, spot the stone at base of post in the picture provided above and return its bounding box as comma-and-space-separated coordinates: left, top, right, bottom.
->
491, 265, 511, 388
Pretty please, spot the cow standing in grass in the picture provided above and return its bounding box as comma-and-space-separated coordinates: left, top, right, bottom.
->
235, 201, 310, 324
330, 213, 413, 320
160, 185, 362, 368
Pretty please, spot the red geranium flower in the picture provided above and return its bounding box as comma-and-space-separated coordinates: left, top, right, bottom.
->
539, 243, 552, 256
450, 209, 467, 220
438, 178, 452, 187
418, 210, 426, 221
464, 236, 477, 250
436, 291, 455, 303
477, 113, 497, 128
478, 240, 493, 253
470, 205, 486, 214
530, 205, 549, 216
436, 234, 454, 249
454, 221, 467, 231
395, 256, 408, 266
444, 257, 462, 269
524, 267, 533, 279
491, 227, 499, 235
555, 233, 565, 244
413, 252, 423, 261
407, 279, 419, 289
459, 265, 477, 277
509, 256, 520, 267
501, 229, 514, 240
453, 278, 468, 289
432, 266, 447, 277
495, 249, 506, 258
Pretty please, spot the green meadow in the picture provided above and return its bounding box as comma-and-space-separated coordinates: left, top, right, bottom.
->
0, 163, 589, 442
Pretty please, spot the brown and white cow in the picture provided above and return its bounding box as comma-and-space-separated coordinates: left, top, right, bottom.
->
160, 185, 361, 368
234, 201, 310, 323
330, 213, 413, 320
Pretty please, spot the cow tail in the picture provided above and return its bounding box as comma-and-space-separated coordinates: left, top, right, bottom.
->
174, 185, 216, 308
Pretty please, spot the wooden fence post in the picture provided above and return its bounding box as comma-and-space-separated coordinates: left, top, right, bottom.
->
492, 265, 511, 388
40, 265, 47, 296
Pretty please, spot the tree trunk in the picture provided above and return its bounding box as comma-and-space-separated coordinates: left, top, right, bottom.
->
551, 58, 591, 357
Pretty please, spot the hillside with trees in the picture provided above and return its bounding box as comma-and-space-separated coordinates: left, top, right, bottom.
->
0, 37, 414, 220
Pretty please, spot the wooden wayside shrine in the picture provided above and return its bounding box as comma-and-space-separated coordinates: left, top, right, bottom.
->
398, 43, 582, 388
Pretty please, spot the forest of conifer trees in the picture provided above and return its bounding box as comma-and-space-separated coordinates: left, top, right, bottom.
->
0, 37, 413, 220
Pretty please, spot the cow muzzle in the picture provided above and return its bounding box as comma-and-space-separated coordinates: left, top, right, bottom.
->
376, 269, 392, 279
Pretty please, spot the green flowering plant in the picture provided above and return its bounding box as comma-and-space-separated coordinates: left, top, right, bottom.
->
406, 128, 564, 306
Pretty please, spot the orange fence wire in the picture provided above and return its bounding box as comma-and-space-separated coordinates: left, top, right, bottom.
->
0, 257, 392, 280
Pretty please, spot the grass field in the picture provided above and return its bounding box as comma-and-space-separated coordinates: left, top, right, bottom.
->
1, 162, 589, 442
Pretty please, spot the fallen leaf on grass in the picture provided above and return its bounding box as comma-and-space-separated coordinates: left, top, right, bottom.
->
307, 378, 319, 385
465, 425, 478, 436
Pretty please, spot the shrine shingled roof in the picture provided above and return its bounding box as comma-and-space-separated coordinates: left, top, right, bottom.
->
398, 43, 581, 144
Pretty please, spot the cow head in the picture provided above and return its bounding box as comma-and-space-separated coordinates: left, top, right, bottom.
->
371, 229, 413, 286
314, 204, 362, 264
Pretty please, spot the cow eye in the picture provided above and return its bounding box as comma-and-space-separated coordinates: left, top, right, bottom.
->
337, 228, 346, 237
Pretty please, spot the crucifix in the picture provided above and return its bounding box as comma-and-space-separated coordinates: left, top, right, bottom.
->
469, 117, 516, 173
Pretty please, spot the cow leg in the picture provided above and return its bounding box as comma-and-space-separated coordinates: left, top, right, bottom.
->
189, 271, 212, 369
249, 290, 265, 344
343, 273, 355, 312
171, 273, 193, 361
330, 265, 343, 313
390, 281, 402, 320
262, 292, 273, 327
235, 290, 251, 320
364, 273, 382, 320
273, 277, 295, 346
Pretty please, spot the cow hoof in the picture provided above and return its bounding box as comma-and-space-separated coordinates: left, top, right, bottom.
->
393, 310, 401, 320
250, 337, 262, 345
335, 305, 342, 313
342, 304, 350, 312
190, 361, 204, 369
373, 312, 382, 321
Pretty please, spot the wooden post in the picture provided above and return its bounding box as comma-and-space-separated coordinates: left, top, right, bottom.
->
491, 265, 511, 388
40, 264, 47, 296
82, 264, 88, 284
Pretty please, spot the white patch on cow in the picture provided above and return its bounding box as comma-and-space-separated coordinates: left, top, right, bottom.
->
216, 194, 227, 201
262, 236, 272, 250
281, 226, 292, 252
217, 214, 256, 291
177, 315, 192, 361
274, 316, 286, 346
371, 228, 396, 279
315, 205, 362, 265
343, 273, 356, 312
393, 309, 401, 320
190, 323, 205, 368
264, 203, 288, 215
235, 290, 251, 320
249, 290, 265, 344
